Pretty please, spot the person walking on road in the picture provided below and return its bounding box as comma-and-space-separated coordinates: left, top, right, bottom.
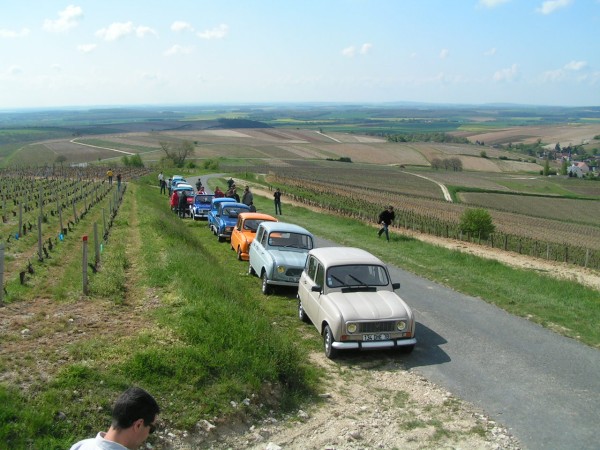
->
274, 188, 282, 215
377, 205, 395, 242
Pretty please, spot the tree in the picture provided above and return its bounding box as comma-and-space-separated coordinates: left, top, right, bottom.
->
160, 141, 194, 167
459, 208, 495, 239
543, 156, 550, 176
55, 155, 67, 166
560, 159, 568, 175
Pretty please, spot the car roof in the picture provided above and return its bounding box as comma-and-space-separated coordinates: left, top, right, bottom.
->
173, 184, 193, 191
238, 212, 278, 222
221, 202, 250, 210
259, 221, 312, 235
211, 197, 236, 205
308, 247, 384, 266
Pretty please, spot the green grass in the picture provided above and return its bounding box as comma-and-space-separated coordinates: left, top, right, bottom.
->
1, 172, 599, 449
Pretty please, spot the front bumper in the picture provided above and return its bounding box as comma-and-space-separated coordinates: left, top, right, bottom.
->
332, 337, 417, 350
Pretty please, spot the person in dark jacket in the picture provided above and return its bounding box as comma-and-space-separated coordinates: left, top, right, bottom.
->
178, 191, 189, 218
377, 205, 395, 242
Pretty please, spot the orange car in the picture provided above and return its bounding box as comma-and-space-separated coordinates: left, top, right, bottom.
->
230, 212, 278, 260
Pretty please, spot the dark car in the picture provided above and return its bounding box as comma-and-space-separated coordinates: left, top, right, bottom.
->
190, 194, 215, 220
209, 201, 250, 242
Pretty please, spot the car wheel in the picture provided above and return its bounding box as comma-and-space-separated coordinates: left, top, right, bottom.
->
298, 298, 310, 323
237, 247, 243, 261
248, 262, 255, 276
323, 325, 338, 359
261, 271, 272, 295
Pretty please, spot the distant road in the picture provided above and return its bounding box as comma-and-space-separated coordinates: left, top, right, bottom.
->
70, 138, 135, 155
403, 171, 452, 202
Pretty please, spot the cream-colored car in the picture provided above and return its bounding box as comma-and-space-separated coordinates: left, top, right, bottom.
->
297, 247, 416, 359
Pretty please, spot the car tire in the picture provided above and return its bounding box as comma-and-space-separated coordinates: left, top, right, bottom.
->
298, 299, 310, 323
323, 325, 338, 359
261, 271, 272, 295
248, 262, 255, 276
237, 247, 243, 261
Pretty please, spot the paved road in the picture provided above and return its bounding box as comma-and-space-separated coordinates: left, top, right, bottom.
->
313, 237, 600, 450
197, 174, 600, 449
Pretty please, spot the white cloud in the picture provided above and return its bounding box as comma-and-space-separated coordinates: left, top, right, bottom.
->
171, 21, 194, 32
493, 63, 518, 82
197, 24, 228, 40
77, 43, 97, 53
479, 0, 512, 8
164, 45, 193, 56
342, 46, 356, 57
484, 47, 497, 56
536, 0, 573, 15
0, 28, 30, 38
360, 43, 373, 55
541, 60, 589, 82
439, 48, 449, 59
564, 60, 587, 71
342, 44, 372, 57
96, 22, 155, 41
136, 26, 157, 38
43, 5, 83, 33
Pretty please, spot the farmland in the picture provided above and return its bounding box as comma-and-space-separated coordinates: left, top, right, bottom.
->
2, 103, 600, 269
1, 103, 600, 449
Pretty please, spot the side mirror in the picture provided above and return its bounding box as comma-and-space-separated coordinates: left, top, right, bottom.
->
311, 285, 322, 293
392, 282, 401, 290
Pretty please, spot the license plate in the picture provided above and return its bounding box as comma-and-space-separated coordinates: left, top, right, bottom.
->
363, 333, 390, 341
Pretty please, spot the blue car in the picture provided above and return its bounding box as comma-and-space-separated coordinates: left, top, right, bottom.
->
209, 201, 250, 242
190, 193, 215, 220
208, 198, 236, 239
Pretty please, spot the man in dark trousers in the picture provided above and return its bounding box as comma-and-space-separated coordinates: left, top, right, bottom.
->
377, 205, 395, 242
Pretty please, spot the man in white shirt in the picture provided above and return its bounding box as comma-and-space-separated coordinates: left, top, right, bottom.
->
70, 387, 160, 450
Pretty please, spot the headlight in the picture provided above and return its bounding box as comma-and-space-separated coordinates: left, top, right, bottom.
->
396, 321, 407, 331
347, 323, 357, 333
277, 266, 286, 273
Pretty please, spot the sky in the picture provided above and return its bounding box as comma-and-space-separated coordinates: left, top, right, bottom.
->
1, 0, 599, 109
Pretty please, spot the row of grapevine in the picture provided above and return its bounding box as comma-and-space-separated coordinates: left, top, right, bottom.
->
269, 173, 600, 270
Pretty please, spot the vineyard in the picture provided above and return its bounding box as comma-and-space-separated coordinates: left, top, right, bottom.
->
257, 166, 600, 270
0, 165, 150, 301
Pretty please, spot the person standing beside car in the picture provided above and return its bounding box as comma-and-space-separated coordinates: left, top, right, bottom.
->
242, 186, 253, 206
377, 205, 395, 242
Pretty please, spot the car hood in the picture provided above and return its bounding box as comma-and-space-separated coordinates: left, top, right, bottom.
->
325, 290, 411, 320
269, 249, 308, 267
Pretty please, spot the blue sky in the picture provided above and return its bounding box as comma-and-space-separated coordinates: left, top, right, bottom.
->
1, 0, 599, 109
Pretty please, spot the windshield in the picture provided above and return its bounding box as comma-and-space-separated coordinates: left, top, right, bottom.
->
195, 195, 213, 203
326, 264, 389, 288
268, 232, 313, 249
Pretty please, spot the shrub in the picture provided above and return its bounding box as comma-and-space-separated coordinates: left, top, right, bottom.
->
459, 208, 495, 239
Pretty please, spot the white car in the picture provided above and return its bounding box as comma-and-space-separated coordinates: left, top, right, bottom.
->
248, 221, 314, 295
297, 247, 416, 359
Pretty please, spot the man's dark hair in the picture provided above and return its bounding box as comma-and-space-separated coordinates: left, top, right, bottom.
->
111, 387, 160, 429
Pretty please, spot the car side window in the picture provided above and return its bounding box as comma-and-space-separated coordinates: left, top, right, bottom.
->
256, 228, 264, 245
260, 230, 268, 246
307, 256, 318, 281
315, 263, 325, 287
236, 217, 243, 231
